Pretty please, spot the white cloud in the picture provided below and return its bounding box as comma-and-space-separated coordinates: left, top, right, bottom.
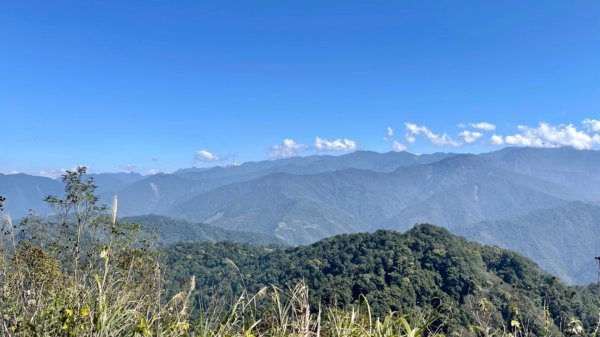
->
459, 130, 483, 144
269, 139, 307, 159
583, 119, 600, 132
504, 133, 546, 147
469, 122, 496, 131
492, 123, 599, 150
490, 134, 504, 145
195, 149, 221, 161
392, 140, 407, 151
385, 126, 408, 151
143, 169, 160, 176
314, 137, 357, 152
404, 123, 462, 147
387, 127, 394, 137
38, 169, 68, 179
0, 170, 19, 175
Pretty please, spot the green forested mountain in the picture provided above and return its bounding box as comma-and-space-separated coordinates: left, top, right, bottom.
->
0, 150, 456, 219
162, 224, 600, 335
166, 154, 570, 243
0, 173, 63, 217
5, 147, 600, 284
2, 165, 600, 336
87, 172, 144, 194
456, 201, 600, 284
122, 214, 286, 246
110, 151, 458, 217
482, 147, 600, 200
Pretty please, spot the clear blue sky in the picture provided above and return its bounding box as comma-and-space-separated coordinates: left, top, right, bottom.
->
1, 1, 599, 176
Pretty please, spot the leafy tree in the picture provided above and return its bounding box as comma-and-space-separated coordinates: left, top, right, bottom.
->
0, 168, 193, 336
42, 167, 105, 284
1, 169, 598, 336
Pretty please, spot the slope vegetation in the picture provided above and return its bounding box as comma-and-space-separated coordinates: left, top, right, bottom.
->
163, 224, 599, 335
456, 201, 600, 284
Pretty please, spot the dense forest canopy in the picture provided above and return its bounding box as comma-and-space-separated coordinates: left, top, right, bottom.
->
0, 168, 599, 336
162, 224, 600, 335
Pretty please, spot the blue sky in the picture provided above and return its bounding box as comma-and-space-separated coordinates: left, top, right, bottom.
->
1, 1, 599, 176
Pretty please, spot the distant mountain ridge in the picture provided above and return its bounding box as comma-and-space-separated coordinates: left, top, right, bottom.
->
3, 147, 600, 283
455, 201, 600, 284
166, 153, 574, 243
121, 214, 286, 246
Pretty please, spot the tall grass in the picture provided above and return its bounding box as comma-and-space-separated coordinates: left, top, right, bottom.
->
0, 168, 597, 336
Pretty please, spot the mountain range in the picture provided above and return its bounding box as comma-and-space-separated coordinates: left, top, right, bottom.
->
2, 147, 600, 283
121, 214, 286, 246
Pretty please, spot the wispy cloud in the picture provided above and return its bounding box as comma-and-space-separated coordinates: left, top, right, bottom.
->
384, 127, 407, 151
384, 126, 394, 141
490, 122, 600, 150
195, 149, 221, 161
269, 139, 307, 159
404, 123, 462, 147
468, 122, 496, 131
392, 140, 407, 151
0, 170, 19, 175
459, 130, 483, 143
583, 119, 600, 132
143, 169, 160, 176
314, 137, 357, 152
38, 169, 68, 179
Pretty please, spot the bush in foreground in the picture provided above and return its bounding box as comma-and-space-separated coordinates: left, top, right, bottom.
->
0, 167, 598, 336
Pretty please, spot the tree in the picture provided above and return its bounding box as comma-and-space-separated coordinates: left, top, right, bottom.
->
43, 166, 105, 284
0, 167, 194, 336
0, 195, 5, 212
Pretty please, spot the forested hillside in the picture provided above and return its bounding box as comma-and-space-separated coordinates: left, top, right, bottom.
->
3, 147, 600, 284
456, 201, 600, 284
0, 168, 599, 336
122, 214, 286, 246
163, 224, 600, 335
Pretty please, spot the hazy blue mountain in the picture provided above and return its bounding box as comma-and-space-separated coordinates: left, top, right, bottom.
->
0, 174, 62, 218
0, 172, 143, 218
87, 172, 144, 194
174, 151, 458, 180
385, 154, 575, 230
168, 170, 379, 243
121, 214, 286, 246
4, 147, 600, 285
112, 151, 458, 216
108, 174, 209, 216
167, 154, 572, 244
455, 201, 600, 284
482, 147, 600, 200
483, 146, 600, 174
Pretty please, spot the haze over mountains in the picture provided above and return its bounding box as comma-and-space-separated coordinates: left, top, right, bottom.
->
2, 147, 600, 283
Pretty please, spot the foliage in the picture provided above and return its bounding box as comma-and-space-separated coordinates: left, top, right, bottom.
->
121, 214, 287, 247
1, 170, 600, 336
163, 225, 600, 336
0, 168, 190, 336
